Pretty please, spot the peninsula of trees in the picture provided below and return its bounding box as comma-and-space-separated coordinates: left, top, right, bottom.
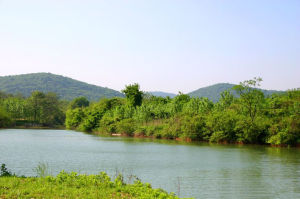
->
0, 78, 299, 146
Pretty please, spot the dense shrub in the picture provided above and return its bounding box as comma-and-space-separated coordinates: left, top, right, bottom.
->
65, 108, 85, 129
115, 119, 136, 136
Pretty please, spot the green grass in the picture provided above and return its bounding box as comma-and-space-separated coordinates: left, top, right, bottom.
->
0, 171, 189, 199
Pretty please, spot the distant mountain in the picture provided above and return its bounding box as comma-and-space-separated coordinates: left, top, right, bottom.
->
148, 91, 177, 98
0, 73, 285, 102
0, 73, 124, 101
188, 83, 282, 102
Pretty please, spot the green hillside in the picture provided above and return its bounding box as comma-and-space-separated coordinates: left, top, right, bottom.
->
148, 91, 177, 98
0, 73, 124, 101
188, 83, 282, 102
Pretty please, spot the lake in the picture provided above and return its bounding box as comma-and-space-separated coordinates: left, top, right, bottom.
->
0, 129, 299, 198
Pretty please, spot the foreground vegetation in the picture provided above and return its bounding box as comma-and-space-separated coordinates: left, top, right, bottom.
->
66, 78, 300, 146
0, 165, 183, 199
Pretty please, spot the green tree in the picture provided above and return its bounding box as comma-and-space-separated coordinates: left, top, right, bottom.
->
27, 91, 45, 123
171, 92, 190, 114
206, 109, 239, 143
216, 90, 235, 111
266, 89, 300, 145
233, 78, 267, 143
69, 97, 90, 109
122, 84, 143, 107
233, 77, 264, 123
0, 106, 12, 127
2, 97, 27, 120
27, 91, 64, 126
65, 108, 85, 129
40, 92, 65, 126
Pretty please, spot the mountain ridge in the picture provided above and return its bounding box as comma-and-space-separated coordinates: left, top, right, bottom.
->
188, 83, 283, 102
147, 91, 177, 98
0, 73, 284, 102
0, 73, 124, 101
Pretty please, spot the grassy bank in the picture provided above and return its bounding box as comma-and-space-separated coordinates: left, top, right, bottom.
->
0, 171, 187, 199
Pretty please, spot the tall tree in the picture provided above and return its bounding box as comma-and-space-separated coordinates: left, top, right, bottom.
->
122, 84, 143, 107
27, 91, 64, 126
69, 97, 90, 109
233, 77, 264, 123
233, 77, 267, 143
28, 91, 45, 123
0, 106, 12, 127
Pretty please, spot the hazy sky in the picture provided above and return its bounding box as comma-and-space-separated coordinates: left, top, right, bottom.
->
0, 0, 299, 93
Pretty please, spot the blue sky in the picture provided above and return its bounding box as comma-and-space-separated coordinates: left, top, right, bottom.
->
0, 0, 299, 93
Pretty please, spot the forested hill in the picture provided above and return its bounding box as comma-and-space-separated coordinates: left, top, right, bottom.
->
148, 91, 177, 98
0, 73, 124, 101
188, 83, 282, 102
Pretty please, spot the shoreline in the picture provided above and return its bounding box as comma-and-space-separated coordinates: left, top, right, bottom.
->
0, 170, 182, 199
2, 125, 66, 130
92, 130, 300, 148
2, 127, 299, 148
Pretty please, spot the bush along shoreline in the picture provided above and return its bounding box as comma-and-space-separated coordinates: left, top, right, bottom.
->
0, 164, 188, 199
65, 78, 300, 147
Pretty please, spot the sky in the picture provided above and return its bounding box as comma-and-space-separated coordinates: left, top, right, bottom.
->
0, 0, 299, 93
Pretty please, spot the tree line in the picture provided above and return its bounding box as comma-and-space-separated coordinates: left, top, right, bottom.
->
65, 78, 300, 146
0, 91, 66, 127
1, 78, 299, 146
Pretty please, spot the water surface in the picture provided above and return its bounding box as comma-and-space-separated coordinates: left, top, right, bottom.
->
0, 129, 299, 198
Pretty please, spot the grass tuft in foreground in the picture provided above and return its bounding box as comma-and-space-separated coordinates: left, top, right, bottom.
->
0, 171, 191, 199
